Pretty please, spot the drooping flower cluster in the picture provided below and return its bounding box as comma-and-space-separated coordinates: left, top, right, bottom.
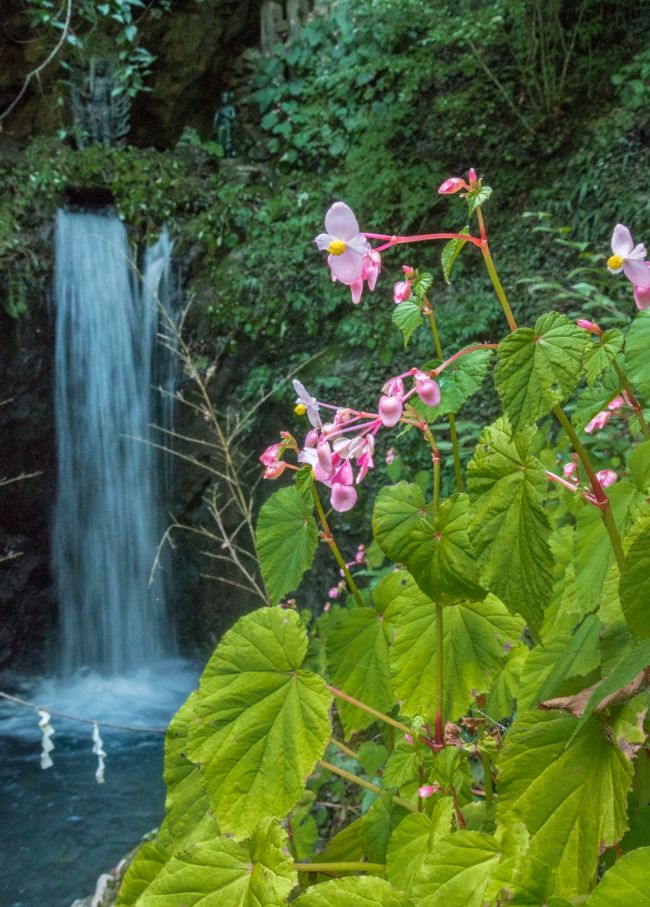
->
260, 373, 441, 512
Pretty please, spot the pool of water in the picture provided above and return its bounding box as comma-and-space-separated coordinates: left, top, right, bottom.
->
0, 662, 197, 907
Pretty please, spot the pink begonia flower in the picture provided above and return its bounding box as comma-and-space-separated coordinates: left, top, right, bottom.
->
563, 460, 578, 479
596, 469, 618, 488
415, 371, 441, 407
385, 447, 395, 465
331, 483, 358, 512
633, 263, 650, 310
383, 376, 405, 397
293, 379, 322, 428
354, 544, 366, 563
315, 202, 371, 285
260, 442, 282, 467
607, 224, 650, 287
402, 265, 415, 278
328, 586, 339, 599
584, 410, 611, 434
404, 733, 414, 745
379, 395, 403, 427
348, 250, 383, 304
438, 168, 478, 195
608, 396, 625, 411
576, 318, 602, 335
393, 279, 413, 304
263, 460, 287, 479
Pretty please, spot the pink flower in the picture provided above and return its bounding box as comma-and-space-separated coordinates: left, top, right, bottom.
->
608, 396, 625, 411
402, 265, 415, 278
576, 319, 602, 335
385, 447, 395, 465
417, 784, 441, 799
607, 225, 650, 287
328, 586, 339, 599
354, 544, 366, 563
315, 202, 371, 285
379, 395, 403, 427
563, 459, 578, 479
415, 371, 441, 408
349, 250, 382, 305
393, 279, 412, 304
584, 410, 611, 434
331, 482, 358, 512
404, 733, 414, 745
596, 469, 618, 488
293, 380, 322, 428
437, 169, 478, 195
260, 442, 282, 467
263, 460, 287, 479
633, 263, 650, 310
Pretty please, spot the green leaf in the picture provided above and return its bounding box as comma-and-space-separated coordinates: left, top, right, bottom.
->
392, 300, 422, 347
117, 840, 170, 907
164, 691, 219, 847
575, 481, 646, 611
406, 493, 486, 603
577, 638, 650, 728
583, 329, 623, 386
410, 830, 501, 905
620, 513, 650, 637
484, 854, 555, 906
535, 614, 602, 703
327, 606, 394, 734
497, 711, 633, 896
372, 482, 429, 564
467, 418, 553, 630
137, 818, 296, 906
629, 440, 650, 492
571, 367, 621, 431
441, 227, 469, 283
585, 847, 650, 906
411, 348, 494, 422
626, 311, 650, 400
294, 464, 314, 500
293, 876, 414, 907
188, 608, 332, 838
385, 803, 454, 895
467, 184, 493, 216
357, 741, 389, 777
384, 570, 522, 722
495, 312, 589, 431
360, 794, 410, 862
256, 486, 318, 604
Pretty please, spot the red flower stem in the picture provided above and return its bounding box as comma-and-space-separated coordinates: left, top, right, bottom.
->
311, 485, 365, 607
369, 231, 484, 254
433, 343, 499, 376
552, 405, 625, 569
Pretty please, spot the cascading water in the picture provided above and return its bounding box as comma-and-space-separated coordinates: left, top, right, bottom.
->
52, 209, 170, 675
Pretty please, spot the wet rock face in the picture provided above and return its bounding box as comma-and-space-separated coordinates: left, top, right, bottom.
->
0, 307, 57, 670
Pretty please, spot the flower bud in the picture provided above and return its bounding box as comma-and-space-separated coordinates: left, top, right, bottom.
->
379, 395, 403, 427
415, 372, 441, 408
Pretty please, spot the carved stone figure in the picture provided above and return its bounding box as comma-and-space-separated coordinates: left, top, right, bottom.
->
70, 58, 130, 149
260, 0, 287, 56
213, 91, 236, 157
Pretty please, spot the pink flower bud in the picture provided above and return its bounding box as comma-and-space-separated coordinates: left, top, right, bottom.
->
323, 601, 331, 612
585, 410, 611, 434
379, 395, 403, 427
596, 468, 618, 488
438, 177, 469, 195
563, 461, 577, 478
402, 265, 415, 278
304, 428, 320, 447
263, 461, 287, 479
467, 167, 478, 186
382, 377, 404, 397
328, 586, 339, 599
417, 784, 441, 799
393, 280, 412, 304
260, 443, 281, 466
317, 442, 333, 474
576, 318, 602, 335
404, 733, 414, 745
331, 482, 358, 512
608, 396, 625, 411
385, 447, 395, 465
415, 373, 441, 408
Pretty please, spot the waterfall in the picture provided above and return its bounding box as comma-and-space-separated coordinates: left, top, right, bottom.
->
52, 209, 173, 675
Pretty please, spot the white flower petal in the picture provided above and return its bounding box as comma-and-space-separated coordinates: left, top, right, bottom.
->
329, 247, 364, 284
325, 202, 360, 241
314, 232, 336, 251
611, 223, 634, 257
624, 258, 650, 287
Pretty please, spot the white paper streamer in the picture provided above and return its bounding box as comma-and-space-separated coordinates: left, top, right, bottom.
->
92, 721, 106, 784
37, 709, 55, 769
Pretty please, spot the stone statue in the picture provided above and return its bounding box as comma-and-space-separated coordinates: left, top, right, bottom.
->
286, 0, 310, 39
70, 58, 130, 149
213, 91, 236, 157
260, 0, 288, 56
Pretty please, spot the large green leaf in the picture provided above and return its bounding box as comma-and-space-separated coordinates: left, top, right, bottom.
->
583, 329, 623, 386
497, 711, 633, 896
585, 847, 650, 906
385, 803, 454, 895
136, 818, 296, 907
410, 830, 502, 906
256, 486, 318, 604
164, 691, 219, 848
188, 608, 332, 838
360, 794, 410, 862
620, 513, 650, 637
577, 638, 650, 730
373, 488, 485, 603
383, 571, 523, 722
495, 311, 589, 431
372, 482, 428, 564
293, 876, 414, 907
626, 310, 650, 400
327, 606, 394, 734
574, 481, 646, 611
467, 418, 553, 630
117, 840, 171, 907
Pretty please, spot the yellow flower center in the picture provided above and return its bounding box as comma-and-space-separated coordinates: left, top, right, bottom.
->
608, 254, 623, 270
294, 403, 307, 416
327, 239, 346, 256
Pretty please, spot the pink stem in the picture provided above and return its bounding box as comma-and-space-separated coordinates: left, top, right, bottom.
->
433, 343, 499, 375
367, 231, 483, 253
